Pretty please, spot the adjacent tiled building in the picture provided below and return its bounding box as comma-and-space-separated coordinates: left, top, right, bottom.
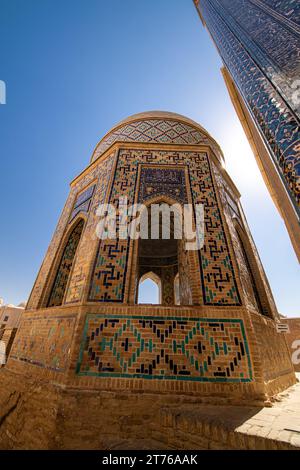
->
194, 0, 300, 261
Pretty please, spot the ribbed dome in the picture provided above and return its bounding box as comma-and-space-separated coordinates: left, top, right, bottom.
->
91, 111, 224, 163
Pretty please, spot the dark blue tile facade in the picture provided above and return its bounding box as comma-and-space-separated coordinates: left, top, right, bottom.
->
195, 0, 300, 216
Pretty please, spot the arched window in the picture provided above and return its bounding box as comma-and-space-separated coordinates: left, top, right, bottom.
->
47, 218, 84, 307
138, 272, 161, 305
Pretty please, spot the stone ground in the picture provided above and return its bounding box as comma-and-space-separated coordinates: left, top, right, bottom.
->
235, 372, 300, 448
1, 370, 300, 449
151, 373, 300, 450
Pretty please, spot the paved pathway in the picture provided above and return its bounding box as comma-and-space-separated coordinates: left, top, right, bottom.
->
159, 374, 300, 449
236, 373, 300, 448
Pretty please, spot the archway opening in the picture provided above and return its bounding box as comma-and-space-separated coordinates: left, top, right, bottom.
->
138, 273, 161, 305
133, 201, 193, 306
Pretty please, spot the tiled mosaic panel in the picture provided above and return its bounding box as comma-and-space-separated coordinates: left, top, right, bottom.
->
91, 118, 222, 162
74, 184, 95, 209
77, 315, 252, 382
48, 219, 84, 307
197, 0, 300, 211
69, 184, 95, 222
259, 0, 300, 24
66, 155, 115, 303
27, 153, 115, 310
10, 315, 76, 372
212, 164, 258, 312
89, 150, 241, 305
212, 162, 277, 316
236, 232, 264, 313
218, 0, 300, 99
139, 166, 188, 204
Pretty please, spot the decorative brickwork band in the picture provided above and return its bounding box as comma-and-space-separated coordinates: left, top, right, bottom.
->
91, 117, 222, 163
77, 314, 253, 383
10, 315, 76, 372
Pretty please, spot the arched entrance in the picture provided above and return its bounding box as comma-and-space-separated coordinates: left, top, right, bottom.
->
131, 199, 193, 306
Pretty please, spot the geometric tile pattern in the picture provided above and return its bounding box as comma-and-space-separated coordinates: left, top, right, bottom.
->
77, 314, 253, 382
138, 166, 188, 204
89, 150, 241, 305
65, 156, 115, 304
219, 0, 300, 89
10, 315, 76, 372
69, 184, 95, 222
213, 162, 273, 315
261, 0, 300, 23
47, 219, 84, 307
197, 0, 300, 211
91, 118, 221, 163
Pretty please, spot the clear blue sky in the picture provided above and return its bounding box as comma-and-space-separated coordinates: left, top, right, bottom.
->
0, 0, 299, 315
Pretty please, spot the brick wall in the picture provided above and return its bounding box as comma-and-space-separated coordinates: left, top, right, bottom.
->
0, 367, 298, 450
0, 328, 17, 366
4, 304, 295, 404
251, 313, 295, 395
26, 152, 115, 310
0, 306, 23, 329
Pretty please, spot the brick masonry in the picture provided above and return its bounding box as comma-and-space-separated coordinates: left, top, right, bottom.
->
0, 367, 299, 450
89, 149, 241, 305
77, 314, 253, 382
0, 112, 296, 449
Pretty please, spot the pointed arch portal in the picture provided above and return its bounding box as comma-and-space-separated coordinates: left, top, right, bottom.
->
138, 272, 161, 305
